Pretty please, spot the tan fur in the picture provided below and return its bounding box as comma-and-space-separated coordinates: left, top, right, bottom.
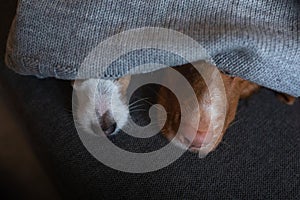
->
117, 75, 131, 96
157, 65, 294, 152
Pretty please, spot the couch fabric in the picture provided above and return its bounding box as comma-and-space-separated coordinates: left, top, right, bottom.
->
1, 62, 300, 199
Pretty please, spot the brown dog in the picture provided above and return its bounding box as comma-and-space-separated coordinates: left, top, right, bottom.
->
157, 64, 295, 153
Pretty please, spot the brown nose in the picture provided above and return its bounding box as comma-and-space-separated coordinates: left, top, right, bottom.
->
99, 111, 117, 135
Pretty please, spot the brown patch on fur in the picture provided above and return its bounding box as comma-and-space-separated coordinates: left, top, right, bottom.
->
117, 75, 131, 96
276, 93, 296, 105
157, 64, 260, 152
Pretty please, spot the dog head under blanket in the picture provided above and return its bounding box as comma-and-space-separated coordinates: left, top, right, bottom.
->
5, 0, 300, 156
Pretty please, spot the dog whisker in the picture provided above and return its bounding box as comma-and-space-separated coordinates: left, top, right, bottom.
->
129, 104, 145, 110
128, 97, 150, 107
130, 109, 148, 112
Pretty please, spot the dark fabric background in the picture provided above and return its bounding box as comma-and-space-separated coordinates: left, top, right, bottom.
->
1, 1, 300, 199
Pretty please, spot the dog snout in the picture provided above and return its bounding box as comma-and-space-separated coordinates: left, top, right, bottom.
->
99, 111, 117, 135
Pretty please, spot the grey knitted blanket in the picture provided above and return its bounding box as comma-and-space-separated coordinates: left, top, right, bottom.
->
5, 0, 300, 96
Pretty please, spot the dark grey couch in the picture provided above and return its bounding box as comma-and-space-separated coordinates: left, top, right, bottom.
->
1, 1, 299, 199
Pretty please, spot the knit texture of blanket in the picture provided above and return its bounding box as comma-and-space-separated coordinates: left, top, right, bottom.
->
5, 0, 300, 96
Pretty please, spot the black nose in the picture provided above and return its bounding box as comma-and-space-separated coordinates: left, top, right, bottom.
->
99, 111, 117, 135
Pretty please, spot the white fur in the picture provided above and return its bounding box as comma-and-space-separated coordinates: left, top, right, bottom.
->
73, 79, 129, 135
